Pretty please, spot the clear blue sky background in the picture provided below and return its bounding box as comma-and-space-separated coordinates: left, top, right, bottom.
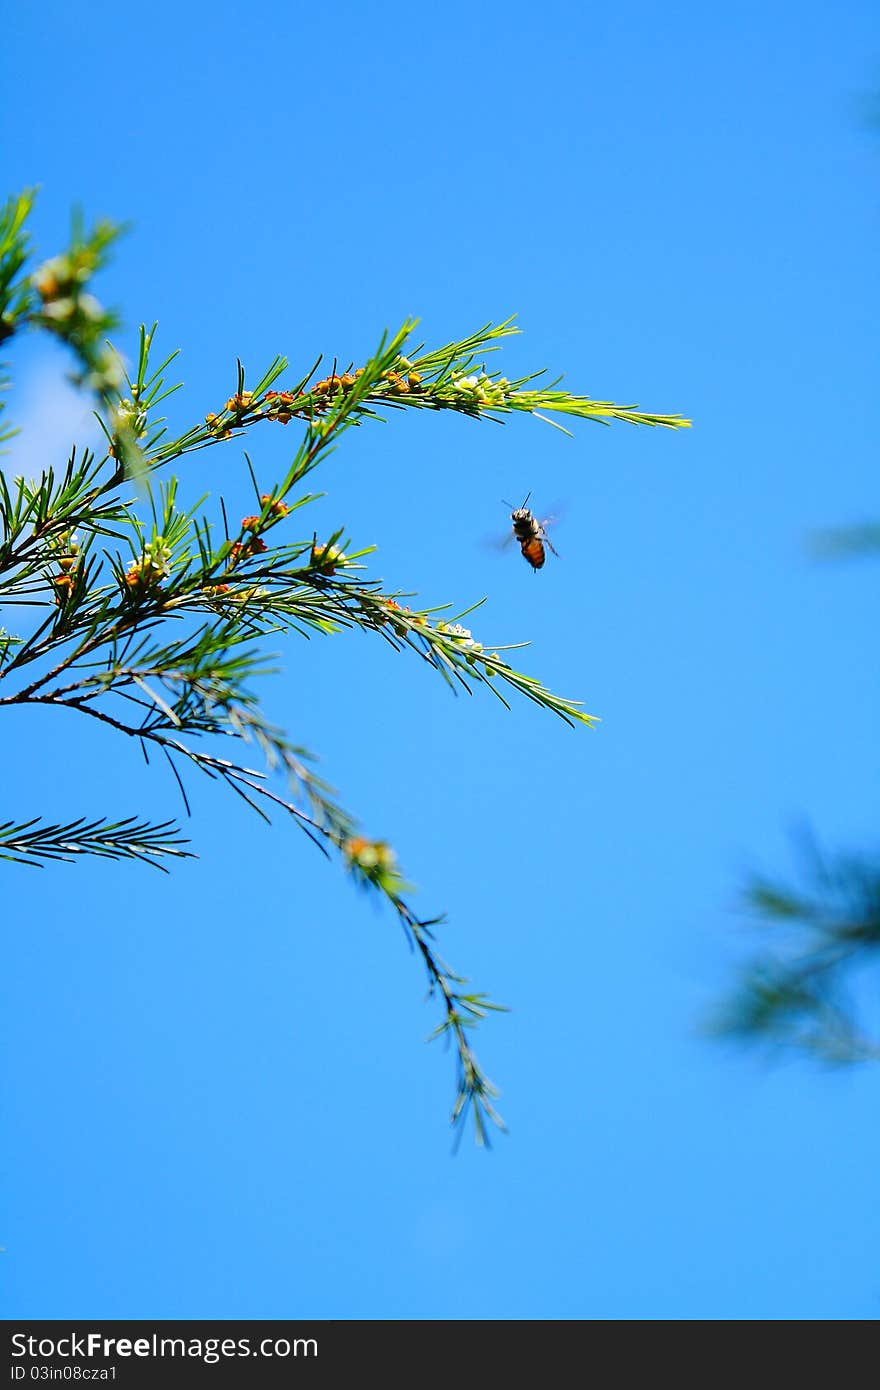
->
2, 1, 878, 1320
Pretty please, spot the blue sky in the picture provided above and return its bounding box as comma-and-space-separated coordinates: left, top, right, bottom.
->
2, 0, 878, 1319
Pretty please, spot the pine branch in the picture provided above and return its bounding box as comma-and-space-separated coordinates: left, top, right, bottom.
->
709, 837, 880, 1063
5, 680, 506, 1138
0, 814, 193, 869
1, 188, 691, 1141
0, 189, 36, 344
107, 317, 689, 477
810, 522, 880, 561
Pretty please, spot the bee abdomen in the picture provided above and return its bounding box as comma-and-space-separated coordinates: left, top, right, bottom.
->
520, 537, 546, 569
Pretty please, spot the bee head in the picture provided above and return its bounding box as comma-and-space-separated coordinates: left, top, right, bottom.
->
503, 492, 532, 524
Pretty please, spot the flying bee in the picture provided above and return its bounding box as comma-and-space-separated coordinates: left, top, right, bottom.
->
503, 493, 559, 570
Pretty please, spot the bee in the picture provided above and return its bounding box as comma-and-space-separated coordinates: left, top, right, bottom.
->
504, 493, 559, 570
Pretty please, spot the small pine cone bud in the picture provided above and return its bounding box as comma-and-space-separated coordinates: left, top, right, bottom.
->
33, 257, 69, 300
260, 495, 290, 518
265, 390, 294, 423
310, 541, 346, 575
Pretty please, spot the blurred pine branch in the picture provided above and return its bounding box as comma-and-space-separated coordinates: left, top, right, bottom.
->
710, 834, 880, 1062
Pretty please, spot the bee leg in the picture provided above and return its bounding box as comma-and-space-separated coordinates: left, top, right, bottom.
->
544, 536, 560, 558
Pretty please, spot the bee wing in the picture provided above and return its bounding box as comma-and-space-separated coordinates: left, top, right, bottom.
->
482, 529, 517, 552
536, 505, 564, 557
538, 500, 567, 531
